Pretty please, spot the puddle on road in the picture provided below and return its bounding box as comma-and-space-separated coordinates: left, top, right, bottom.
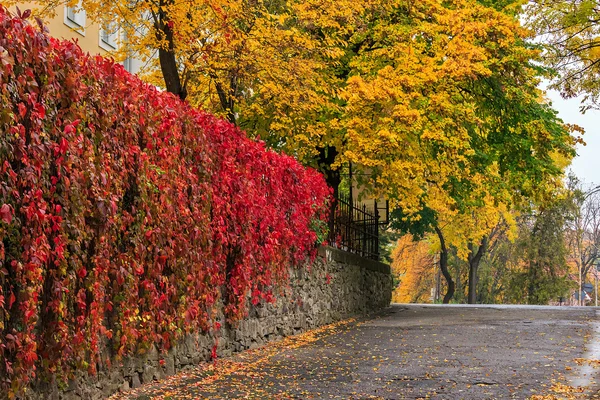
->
570, 310, 600, 390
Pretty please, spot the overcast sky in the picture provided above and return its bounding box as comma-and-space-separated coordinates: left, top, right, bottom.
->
544, 89, 600, 189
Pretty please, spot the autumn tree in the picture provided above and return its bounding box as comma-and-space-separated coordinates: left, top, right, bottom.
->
19, 1, 576, 193
390, 205, 455, 303
391, 235, 436, 303
346, 0, 574, 303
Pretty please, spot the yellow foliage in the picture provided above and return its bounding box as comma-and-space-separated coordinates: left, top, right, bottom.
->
339, 0, 574, 238
392, 235, 435, 303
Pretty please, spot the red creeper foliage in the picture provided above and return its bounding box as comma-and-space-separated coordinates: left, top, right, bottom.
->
0, 8, 330, 397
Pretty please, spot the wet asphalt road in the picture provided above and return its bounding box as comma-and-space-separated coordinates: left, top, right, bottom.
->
116, 304, 600, 399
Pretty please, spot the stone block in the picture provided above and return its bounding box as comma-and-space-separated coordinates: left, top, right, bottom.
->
131, 373, 142, 389
179, 355, 189, 366
142, 364, 157, 383
165, 355, 176, 376
147, 345, 159, 361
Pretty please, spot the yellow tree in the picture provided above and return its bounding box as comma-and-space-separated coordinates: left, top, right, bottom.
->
342, 0, 575, 302
343, 0, 572, 205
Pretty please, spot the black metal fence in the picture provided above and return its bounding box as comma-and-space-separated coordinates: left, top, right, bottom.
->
328, 193, 382, 261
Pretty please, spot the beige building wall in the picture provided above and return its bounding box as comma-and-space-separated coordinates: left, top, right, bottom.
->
349, 165, 389, 224
13, 2, 142, 74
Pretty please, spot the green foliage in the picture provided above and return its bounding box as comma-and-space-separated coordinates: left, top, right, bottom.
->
310, 216, 330, 245
378, 228, 401, 265
390, 206, 437, 240
512, 199, 575, 304
480, 200, 576, 305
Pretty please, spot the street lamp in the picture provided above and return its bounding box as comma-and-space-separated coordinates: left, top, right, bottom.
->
594, 261, 600, 307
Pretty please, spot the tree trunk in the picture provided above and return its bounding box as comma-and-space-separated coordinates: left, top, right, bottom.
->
316, 146, 340, 236
528, 259, 537, 304
155, 0, 187, 100
467, 236, 488, 304
435, 226, 454, 304
455, 256, 461, 300
215, 81, 236, 124
317, 146, 340, 196
467, 261, 477, 304
159, 47, 186, 100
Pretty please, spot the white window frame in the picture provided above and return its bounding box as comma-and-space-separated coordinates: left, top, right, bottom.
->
99, 23, 119, 51
121, 30, 133, 72
64, 3, 86, 36
122, 56, 133, 72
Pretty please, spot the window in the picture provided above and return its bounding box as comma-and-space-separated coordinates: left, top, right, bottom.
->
99, 23, 119, 50
64, 2, 86, 35
123, 56, 133, 72
121, 30, 133, 72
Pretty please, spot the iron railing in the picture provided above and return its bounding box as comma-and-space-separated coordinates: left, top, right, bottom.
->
328, 193, 384, 261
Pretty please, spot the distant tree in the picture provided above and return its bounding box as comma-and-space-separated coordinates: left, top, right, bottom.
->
506, 198, 574, 305
475, 222, 515, 303
563, 175, 600, 304
390, 206, 457, 303
391, 235, 436, 303
526, 0, 600, 111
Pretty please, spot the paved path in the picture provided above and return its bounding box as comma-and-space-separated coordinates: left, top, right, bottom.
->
113, 304, 600, 399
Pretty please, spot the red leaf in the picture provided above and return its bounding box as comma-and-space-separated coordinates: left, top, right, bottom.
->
0, 204, 12, 224
18, 103, 27, 118
59, 138, 68, 153
8, 292, 15, 309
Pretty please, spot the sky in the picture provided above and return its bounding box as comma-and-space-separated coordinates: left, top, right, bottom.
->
545, 89, 600, 189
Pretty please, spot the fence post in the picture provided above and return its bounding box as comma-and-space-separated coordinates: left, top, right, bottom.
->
374, 199, 379, 260
362, 204, 366, 258
349, 163, 353, 211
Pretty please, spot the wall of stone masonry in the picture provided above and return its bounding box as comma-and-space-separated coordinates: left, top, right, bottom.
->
31, 246, 392, 400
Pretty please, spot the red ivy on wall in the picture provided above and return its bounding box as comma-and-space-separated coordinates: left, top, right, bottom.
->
0, 8, 330, 397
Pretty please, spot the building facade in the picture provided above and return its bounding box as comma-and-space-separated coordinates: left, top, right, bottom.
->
14, 2, 143, 74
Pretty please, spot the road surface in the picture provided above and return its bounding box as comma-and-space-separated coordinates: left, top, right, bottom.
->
113, 304, 600, 399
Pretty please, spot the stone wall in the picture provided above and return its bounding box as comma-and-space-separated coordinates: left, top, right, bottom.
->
32, 246, 392, 400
